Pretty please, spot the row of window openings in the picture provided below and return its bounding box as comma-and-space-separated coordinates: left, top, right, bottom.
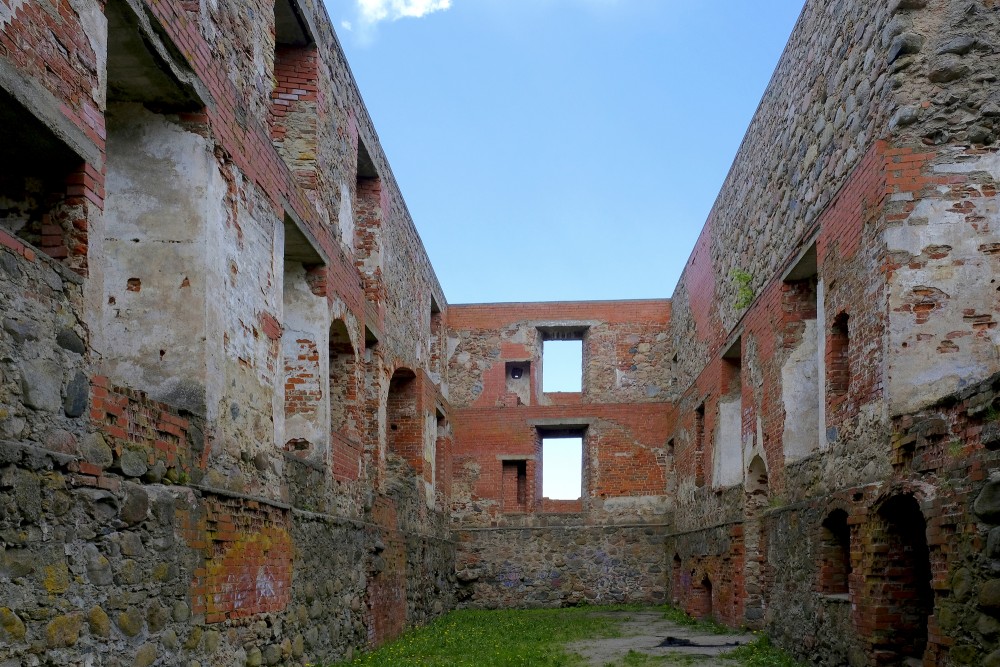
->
684, 315, 852, 488
673, 509, 853, 607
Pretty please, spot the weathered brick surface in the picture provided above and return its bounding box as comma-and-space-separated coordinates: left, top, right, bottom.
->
447, 301, 673, 606
3, 0, 1000, 664
0, 0, 454, 663
659, 0, 1000, 664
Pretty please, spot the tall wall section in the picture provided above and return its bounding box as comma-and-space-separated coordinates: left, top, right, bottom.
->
447, 301, 673, 608
661, 0, 1000, 665
0, 0, 454, 664
4, 0, 1000, 665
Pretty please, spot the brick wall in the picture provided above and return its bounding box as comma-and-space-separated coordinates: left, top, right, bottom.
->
178, 496, 293, 623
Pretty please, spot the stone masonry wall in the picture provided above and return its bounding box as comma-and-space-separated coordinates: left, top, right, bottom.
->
456, 523, 667, 609
0, 0, 456, 664
447, 301, 673, 607
5, 0, 1000, 665
662, 0, 1000, 665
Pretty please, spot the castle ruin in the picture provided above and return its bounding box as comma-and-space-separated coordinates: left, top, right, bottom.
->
1, 0, 999, 664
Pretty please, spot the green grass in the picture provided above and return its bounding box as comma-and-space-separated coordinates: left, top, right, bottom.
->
328, 607, 620, 666
611, 650, 700, 665
723, 635, 805, 667
326, 607, 805, 667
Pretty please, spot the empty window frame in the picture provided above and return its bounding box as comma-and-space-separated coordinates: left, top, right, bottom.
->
715, 339, 743, 488
781, 242, 821, 460
540, 327, 586, 393
280, 214, 327, 457
541, 435, 583, 500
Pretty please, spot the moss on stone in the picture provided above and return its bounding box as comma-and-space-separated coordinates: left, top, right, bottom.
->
88, 605, 111, 637
45, 612, 83, 648
0, 608, 26, 641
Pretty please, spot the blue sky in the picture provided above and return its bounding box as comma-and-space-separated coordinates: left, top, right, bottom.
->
327, 0, 806, 306
325, 1, 805, 495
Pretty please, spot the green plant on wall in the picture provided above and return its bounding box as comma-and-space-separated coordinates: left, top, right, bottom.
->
947, 439, 963, 458
985, 404, 1000, 422
733, 269, 754, 309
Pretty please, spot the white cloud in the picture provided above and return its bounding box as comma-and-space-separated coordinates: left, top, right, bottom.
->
357, 0, 452, 24
341, 20, 353, 30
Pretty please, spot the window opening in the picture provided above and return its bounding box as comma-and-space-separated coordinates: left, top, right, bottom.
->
828, 312, 851, 396
666, 437, 676, 493
869, 496, 932, 662
353, 139, 382, 293
542, 339, 582, 393
280, 219, 327, 457
716, 339, 743, 488
671, 554, 683, 605
502, 460, 528, 513
694, 575, 713, 620
781, 241, 821, 460
694, 403, 706, 488
746, 455, 769, 498
430, 296, 442, 375
505, 361, 531, 405
386, 369, 419, 470
329, 319, 357, 439
542, 436, 582, 500
820, 509, 851, 595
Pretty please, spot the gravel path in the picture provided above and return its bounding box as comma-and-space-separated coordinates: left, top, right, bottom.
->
565, 610, 756, 666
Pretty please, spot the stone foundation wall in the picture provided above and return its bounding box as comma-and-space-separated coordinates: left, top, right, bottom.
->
455, 522, 667, 609
0, 438, 454, 666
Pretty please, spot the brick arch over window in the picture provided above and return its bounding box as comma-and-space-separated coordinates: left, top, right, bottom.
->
746, 455, 769, 496
386, 368, 420, 471
691, 573, 713, 620
864, 495, 933, 664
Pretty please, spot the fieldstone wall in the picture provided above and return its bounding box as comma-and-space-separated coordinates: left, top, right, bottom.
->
663, 0, 1000, 665
0, 0, 458, 663
455, 522, 667, 609
0, 233, 89, 451
0, 443, 454, 666
446, 302, 672, 609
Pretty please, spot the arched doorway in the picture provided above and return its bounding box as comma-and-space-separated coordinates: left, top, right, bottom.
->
868, 495, 932, 664
691, 572, 713, 620
820, 509, 851, 595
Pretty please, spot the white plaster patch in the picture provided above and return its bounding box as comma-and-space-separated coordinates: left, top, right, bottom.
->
423, 411, 437, 509
884, 198, 971, 255
337, 180, 355, 251
713, 398, 743, 488
781, 319, 820, 462
0, 0, 27, 30
933, 151, 1000, 181
601, 495, 671, 515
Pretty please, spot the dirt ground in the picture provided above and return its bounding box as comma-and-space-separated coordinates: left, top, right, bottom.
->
565, 610, 756, 666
